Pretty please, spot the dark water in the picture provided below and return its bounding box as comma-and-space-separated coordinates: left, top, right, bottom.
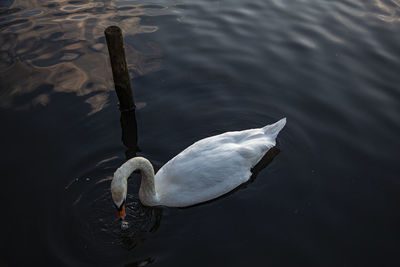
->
1, 0, 400, 266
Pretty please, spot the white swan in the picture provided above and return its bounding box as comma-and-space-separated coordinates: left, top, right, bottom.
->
111, 118, 286, 219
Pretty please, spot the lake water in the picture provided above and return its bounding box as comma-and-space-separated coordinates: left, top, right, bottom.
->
1, 0, 400, 266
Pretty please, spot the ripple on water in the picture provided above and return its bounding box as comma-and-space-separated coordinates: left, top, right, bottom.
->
2, 0, 400, 265
58, 153, 162, 265
0, 0, 167, 114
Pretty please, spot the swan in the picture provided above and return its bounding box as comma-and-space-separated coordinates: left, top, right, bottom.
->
111, 118, 286, 219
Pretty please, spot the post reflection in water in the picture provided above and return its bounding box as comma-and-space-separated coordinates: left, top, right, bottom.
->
116, 105, 163, 249
120, 109, 140, 160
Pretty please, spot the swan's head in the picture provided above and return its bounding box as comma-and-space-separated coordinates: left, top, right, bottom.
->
111, 168, 128, 220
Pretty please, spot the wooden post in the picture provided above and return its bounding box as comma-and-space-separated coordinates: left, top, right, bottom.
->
104, 26, 135, 111
105, 26, 139, 158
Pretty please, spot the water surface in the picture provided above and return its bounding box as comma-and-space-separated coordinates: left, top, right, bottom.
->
1, 0, 400, 266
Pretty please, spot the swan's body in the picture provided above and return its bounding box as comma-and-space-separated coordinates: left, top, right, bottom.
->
111, 118, 286, 213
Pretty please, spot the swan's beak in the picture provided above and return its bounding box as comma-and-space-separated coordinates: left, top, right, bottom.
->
116, 203, 126, 220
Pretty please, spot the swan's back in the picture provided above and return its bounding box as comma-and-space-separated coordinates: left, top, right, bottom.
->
154, 118, 286, 207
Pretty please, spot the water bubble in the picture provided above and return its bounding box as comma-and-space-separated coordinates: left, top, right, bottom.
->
121, 220, 129, 230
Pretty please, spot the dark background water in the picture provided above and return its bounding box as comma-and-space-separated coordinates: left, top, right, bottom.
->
1, 0, 400, 266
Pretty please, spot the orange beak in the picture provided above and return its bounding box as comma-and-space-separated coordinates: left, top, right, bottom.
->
116, 203, 126, 220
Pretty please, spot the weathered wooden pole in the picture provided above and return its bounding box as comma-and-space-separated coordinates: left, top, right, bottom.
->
104, 26, 136, 111
105, 26, 139, 158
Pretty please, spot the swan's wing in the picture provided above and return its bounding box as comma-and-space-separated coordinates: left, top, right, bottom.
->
154, 118, 286, 207
155, 143, 253, 207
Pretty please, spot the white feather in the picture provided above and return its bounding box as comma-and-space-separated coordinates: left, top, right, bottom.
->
111, 118, 286, 207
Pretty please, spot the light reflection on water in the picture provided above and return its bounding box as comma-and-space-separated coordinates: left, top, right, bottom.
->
1, 0, 398, 113
0, 0, 167, 113
1, 0, 400, 266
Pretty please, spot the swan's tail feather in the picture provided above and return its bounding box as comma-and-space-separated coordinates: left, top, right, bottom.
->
262, 118, 286, 140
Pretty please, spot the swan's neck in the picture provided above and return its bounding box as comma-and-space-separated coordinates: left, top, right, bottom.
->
114, 157, 157, 206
